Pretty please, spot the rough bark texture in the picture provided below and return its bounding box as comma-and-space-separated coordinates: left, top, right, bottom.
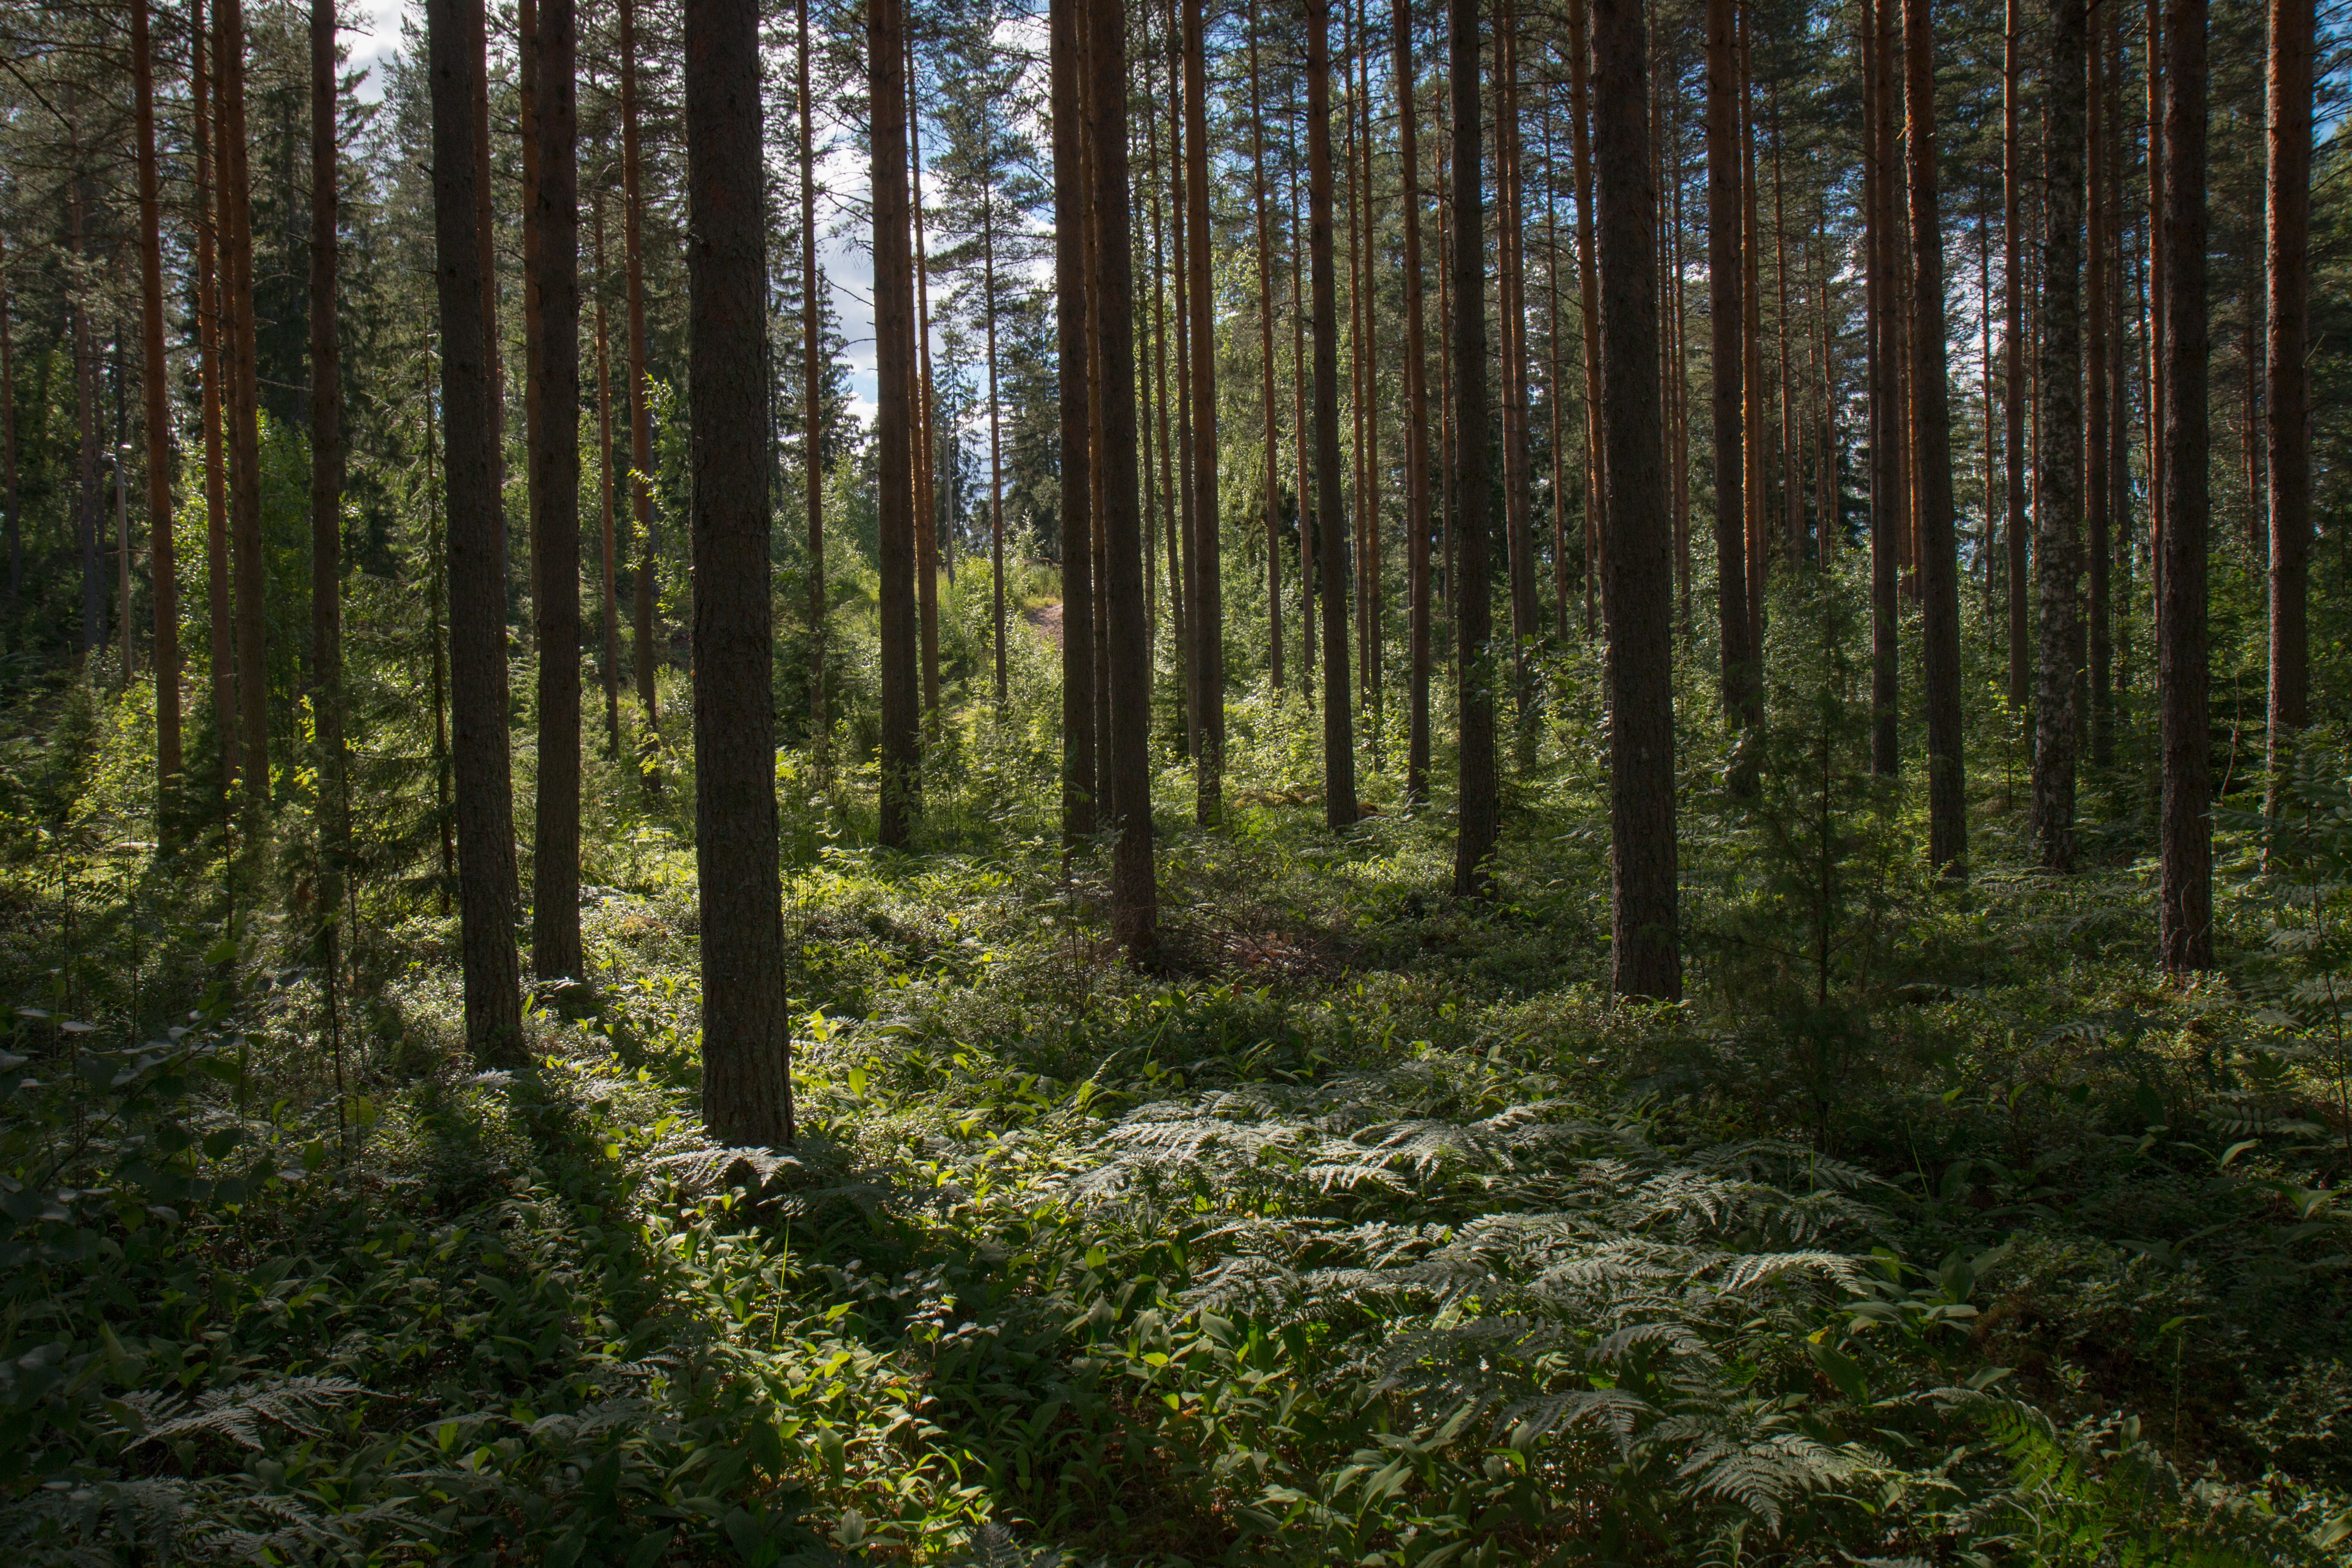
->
1184, 0, 1223, 823
1592, 0, 1680, 999
426, 0, 523, 1062
800, 0, 826, 755
2085, 13, 2112, 768
135, 0, 181, 802
218, 0, 270, 804
620, 0, 662, 781
309, 0, 347, 988
874, 0, 922, 849
1397, 0, 1433, 805
1905, 0, 1968, 876
684, 0, 794, 1144
2158, 0, 2211, 970
2263, 0, 2311, 817
1052, 0, 1095, 844
1864, 0, 1898, 775
1309, 0, 1358, 829
2003, 0, 2028, 716
1450, 0, 1496, 893
191, 4, 236, 796
531, 0, 582, 983
1252, 1, 1282, 693
594, 189, 621, 754
2033, 0, 2085, 872
1090, 0, 1156, 957
1705, 0, 1753, 747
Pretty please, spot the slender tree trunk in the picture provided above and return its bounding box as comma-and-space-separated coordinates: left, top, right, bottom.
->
1184, 0, 1222, 822
529, 0, 581, 982
620, 0, 662, 785
218, 0, 270, 803
1250, 0, 1284, 692
1705, 0, 1753, 757
424, 343, 455, 908
1570, 0, 1603, 645
1906, 0, 1968, 875
1398, 0, 1432, 803
135, 0, 182, 807
426, 0, 523, 1062
2263, 0, 2311, 818
1087, 0, 1156, 954
986, 143, 1008, 710
1054, 0, 1096, 843
2003, 0, 2028, 716
2146, 0, 2165, 597
2158, 0, 2210, 970
192, 5, 236, 798
72, 189, 98, 668
1309, 0, 1358, 828
1592, 0, 1678, 997
0, 240, 15, 605
798, 0, 825, 759
1739, 3, 1765, 655
909, 48, 942, 727
593, 186, 621, 752
470, 0, 506, 622
682, 0, 794, 1141
1450, 0, 1495, 889
2085, 13, 2112, 770
1864, 0, 1899, 773
1289, 110, 1314, 688
1170, 31, 1198, 758
1497, 0, 1539, 753
1357, 17, 1383, 733
308, 0, 348, 1018
873, 0, 921, 849
2033, 0, 2087, 870
1773, 99, 1796, 568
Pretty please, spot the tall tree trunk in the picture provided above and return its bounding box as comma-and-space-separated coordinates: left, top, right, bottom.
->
1593, 0, 1678, 998
1906, 0, 1967, 876
1289, 110, 1314, 687
985, 121, 1008, 711
309, 0, 348, 1024
2003, 0, 2028, 716
531, 0, 581, 982
621, 0, 662, 786
217, 0, 270, 803
1251, 0, 1283, 691
72, 193, 98, 668
799, 0, 826, 758
0, 239, 15, 604
1449, 0, 1495, 889
1309, 0, 1358, 828
1054, 0, 1096, 842
2146, 0, 2165, 599
1705, 0, 1753, 758
873, 0, 921, 848
1184, 0, 1222, 822
426, 0, 523, 1062
683, 0, 794, 1142
1865, 0, 1899, 773
2033, 0, 2086, 871
1497, 0, 1539, 756
1170, 29, 1198, 758
909, 48, 942, 727
134, 0, 181, 807
192, 4, 236, 798
2263, 0, 2311, 819
2158, 0, 2210, 970
1398, 0, 1432, 804
1089, 0, 1156, 955
2085, 12, 2112, 769
593, 185, 621, 752
1570, 0, 1603, 643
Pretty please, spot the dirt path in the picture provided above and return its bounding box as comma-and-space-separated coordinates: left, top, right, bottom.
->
1025, 601, 1064, 650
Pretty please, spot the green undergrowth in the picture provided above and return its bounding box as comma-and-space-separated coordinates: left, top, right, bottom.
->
8, 688, 2352, 1561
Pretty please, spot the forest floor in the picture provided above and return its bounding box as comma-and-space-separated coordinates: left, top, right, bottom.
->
6, 675, 2352, 1564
